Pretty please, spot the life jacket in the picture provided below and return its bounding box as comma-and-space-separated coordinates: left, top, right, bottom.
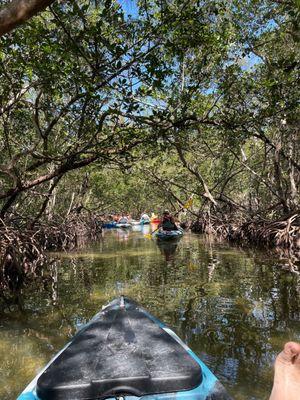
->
162, 215, 177, 230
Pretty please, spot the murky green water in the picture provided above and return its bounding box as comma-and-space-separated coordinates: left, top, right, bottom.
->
0, 227, 299, 400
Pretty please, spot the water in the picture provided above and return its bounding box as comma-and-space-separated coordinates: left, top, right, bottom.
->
0, 228, 299, 400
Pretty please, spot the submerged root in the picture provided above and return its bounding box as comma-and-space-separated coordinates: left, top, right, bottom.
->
191, 213, 300, 251
0, 223, 45, 292
36, 214, 102, 251
0, 214, 102, 293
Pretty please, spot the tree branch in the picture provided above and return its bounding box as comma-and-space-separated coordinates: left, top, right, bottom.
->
0, 0, 56, 37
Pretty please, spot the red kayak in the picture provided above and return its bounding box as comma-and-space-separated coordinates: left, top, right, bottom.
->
151, 218, 161, 223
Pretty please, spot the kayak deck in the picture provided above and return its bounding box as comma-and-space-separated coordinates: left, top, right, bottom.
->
37, 298, 201, 400
18, 297, 232, 400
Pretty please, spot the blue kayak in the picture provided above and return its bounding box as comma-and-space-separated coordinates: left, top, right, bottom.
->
156, 228, 183, 241
102, 222, 117, 229
17, 297, 231, 400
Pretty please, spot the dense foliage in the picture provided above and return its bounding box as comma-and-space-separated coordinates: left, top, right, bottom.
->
0, 0, 299, 223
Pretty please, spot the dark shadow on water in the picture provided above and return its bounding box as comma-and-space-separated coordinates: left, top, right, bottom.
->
157, 239, 180, 263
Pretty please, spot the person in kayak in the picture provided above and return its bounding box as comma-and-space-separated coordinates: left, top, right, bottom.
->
140, 212, 150, 222
118, 214, 129, 224
159, 209, 178, 231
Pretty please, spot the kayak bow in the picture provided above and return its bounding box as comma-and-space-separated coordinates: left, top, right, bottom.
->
17, 297, 232, 400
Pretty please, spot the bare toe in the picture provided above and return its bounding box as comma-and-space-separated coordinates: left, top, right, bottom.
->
269, 342, 300, 400
277, 341, 300, 366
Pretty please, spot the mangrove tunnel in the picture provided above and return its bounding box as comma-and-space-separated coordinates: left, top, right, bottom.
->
0, 1, 299, 400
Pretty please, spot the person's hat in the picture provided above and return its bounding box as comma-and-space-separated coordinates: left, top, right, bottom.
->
163, 209, 170, 214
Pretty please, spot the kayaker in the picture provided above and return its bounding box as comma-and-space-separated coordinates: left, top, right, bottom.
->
159, 209, 178, 231
118, 214, 129, 224
113, 214, 119, 222
140, 212, 150, 222
151, 212, 160, 223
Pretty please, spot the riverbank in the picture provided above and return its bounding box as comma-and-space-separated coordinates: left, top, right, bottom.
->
190, 213, 300, 253
0, 215, 102, 293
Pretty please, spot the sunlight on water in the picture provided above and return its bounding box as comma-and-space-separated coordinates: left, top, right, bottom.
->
0, 230, 299, 400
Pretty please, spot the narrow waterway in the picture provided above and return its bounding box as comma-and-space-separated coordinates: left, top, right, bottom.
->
1, 226, 299, 400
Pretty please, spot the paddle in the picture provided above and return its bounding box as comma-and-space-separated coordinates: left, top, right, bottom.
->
144, 226, 160, 239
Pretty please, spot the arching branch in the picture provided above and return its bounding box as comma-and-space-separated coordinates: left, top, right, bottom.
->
0, 0, 56, 37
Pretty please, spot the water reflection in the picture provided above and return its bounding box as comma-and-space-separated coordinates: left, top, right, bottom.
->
131, 224, 151, 235
116, 227, 131, 241
0, 231, 299, 400
157, 240, 179, 263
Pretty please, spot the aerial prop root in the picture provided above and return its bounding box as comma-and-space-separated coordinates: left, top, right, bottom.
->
191, 213, 300, 250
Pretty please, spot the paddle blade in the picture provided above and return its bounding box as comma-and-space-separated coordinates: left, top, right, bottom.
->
183, 197, 193, 209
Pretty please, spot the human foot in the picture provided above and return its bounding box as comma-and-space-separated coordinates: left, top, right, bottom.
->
269, 341, 300, 400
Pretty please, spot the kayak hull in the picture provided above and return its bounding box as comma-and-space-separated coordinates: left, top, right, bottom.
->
102, 222, 117, 229
151, 218, 161, 223
131, 220, 141, 226
156, 229, 183, 241
140, 219, 150, 225
17, 297, 232, 400
115, 223, 132, 229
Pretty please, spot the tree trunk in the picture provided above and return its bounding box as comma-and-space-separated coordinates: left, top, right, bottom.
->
0, 0, 56, 37
175, 141, 218, 208
273, 143, 290, 214
287, 131, 299, 211
0, 192, 19, 218
30, 175, 62, 227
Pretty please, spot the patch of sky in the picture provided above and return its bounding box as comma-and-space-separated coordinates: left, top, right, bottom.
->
254, 18, 280, 38
239, 52, 262, 71
117, 0, 139, 19
224, 45, 262, 71
205, 83, 219, 95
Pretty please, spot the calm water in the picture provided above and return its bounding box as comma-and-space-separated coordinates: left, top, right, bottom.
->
0, 227, 299, 400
